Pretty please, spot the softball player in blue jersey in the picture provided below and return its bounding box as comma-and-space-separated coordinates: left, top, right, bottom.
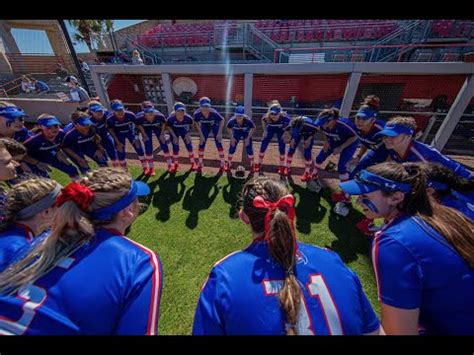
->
135, 101, 172, 176
87, 100, 119, 168
407, 162, 474, 220
106, 99, 147, 172
23, 115, 79, 179
0, 103, 30, 141
339, 96, 388, 234
374, 116, 473, 179
193, 97, 225, 172
0, 177, 60, 272
193, 177, 382, 335
313, 109, 359, 216
256, 101, 291, 175
285, 116, 319, 181
166, 102, 200, 173
340, 162, 474, 335
62, 112, 108, 174
224, 106, 256, 173
0, 168, 163, 335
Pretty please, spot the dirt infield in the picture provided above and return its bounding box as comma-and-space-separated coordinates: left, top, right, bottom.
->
125, 136, 474, 189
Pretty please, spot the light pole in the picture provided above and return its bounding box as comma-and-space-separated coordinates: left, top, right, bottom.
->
58, 19, 91, 95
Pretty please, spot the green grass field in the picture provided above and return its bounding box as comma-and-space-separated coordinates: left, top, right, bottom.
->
50, 166, 379, 335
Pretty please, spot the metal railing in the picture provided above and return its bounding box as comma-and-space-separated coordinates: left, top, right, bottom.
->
274, 42, 474, 63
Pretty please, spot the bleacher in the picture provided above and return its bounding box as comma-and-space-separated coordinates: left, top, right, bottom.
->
430, 20, 473, 39
255, 19, 398, 43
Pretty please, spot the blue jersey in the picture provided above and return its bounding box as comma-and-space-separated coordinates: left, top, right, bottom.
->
388, 140, 473, 180
372, 214, 474, 334
13, 128, 33, 143
63, 123, 74, 133
23, 131, 66, 162
440, 191, 474, 220
193, 239, 379, 335
166, 114, 194, 135
355, 119, 386, 151
226, 116, 255, 137
62, 127, 97, 153
320, 118, 358, 149
0, 228, 163, 335
90, 110, 112, 137
0, 223, 34, 273
262, 114, 291, 133
193, 108, 224, 126
288, 117, 319, 140
135, 110, 167, 133
106, 111, 136, 136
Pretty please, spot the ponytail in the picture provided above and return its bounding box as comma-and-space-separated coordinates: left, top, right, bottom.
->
241, 177, 301, 335
361, 95, 380, 109
268, 209, 301, 335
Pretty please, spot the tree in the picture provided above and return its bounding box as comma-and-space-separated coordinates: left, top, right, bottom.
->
67, 20, 114, 53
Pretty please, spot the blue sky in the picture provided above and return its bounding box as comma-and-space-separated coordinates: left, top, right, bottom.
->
11, 20, 145, 54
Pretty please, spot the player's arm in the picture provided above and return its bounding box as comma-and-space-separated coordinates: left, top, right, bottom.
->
380, 304, 419, 335
427, 147, 473, 180
193, 120, 205, 142
334, 135, 358, 154
261, 116, 267, 139
217, 116, 225, 141
374, 236, 422, 335
114, 253, 163, 335
192, 267, 226, 335
137, 124, 148, 142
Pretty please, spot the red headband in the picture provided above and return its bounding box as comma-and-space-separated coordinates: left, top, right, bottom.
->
253, 194, 296, 244
55, 182, 94, 212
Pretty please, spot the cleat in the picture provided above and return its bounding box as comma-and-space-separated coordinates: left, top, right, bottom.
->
149, 168, 156, 176
223, 162, 230, 172
254, 163, 261, 173
356, 218, 379, 236
331, 191, 351, 203
191, 162, 200, 172
143, 167, 150, 176
278, 166, 286, 176
300, 172, 312, 182
333, 202, 350, 217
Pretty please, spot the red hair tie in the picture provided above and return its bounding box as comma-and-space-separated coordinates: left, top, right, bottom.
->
253, 194, 296, 243
55, 182, 94, 212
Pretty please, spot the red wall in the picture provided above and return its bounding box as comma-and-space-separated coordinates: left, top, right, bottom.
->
359, 74, 467, 106
107, 75, 146, 103
252, 74, 349, 102
107, 73, 470, 107
170, 74, 245, 102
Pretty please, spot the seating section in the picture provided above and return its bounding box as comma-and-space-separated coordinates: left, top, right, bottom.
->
430, 20, 473, 38
255, 19, 398, 43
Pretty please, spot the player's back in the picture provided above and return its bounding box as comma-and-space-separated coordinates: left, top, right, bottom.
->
193, 240, 379, 335
0, 228, 162, 335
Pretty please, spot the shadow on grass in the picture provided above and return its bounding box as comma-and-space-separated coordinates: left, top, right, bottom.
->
289, 182, 327, 235
222, 172, 253, 219
322, 193, 372, 263
182, 171, 222, 229
146, 170, 191, 222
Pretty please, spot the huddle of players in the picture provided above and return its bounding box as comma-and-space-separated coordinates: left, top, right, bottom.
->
0, 97, 473, 335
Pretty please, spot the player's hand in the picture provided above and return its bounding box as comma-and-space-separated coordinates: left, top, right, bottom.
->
142, 135, 149, 143
116, 141, 124, 152
199, 135, 205, 146
333, 146, 342, 155
303, 138, 311, 149
172, 136, 178, 145
78, 158, 89, 169
36, 162, 51, 173
347, 157, 360, 166
245, 136, 251, 145
185, 134, 192, 145
323, 142, 330, 152
231, 137, 237, 146
20, 162, 32, 173
95, 149, 106, 160
290, 139, 296, 149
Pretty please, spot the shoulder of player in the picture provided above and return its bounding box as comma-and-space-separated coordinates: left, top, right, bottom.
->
23, 132, 43, 144
98, 232, 160, 264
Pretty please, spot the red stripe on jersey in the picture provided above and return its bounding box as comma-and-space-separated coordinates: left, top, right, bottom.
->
121, 236, 162, 336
